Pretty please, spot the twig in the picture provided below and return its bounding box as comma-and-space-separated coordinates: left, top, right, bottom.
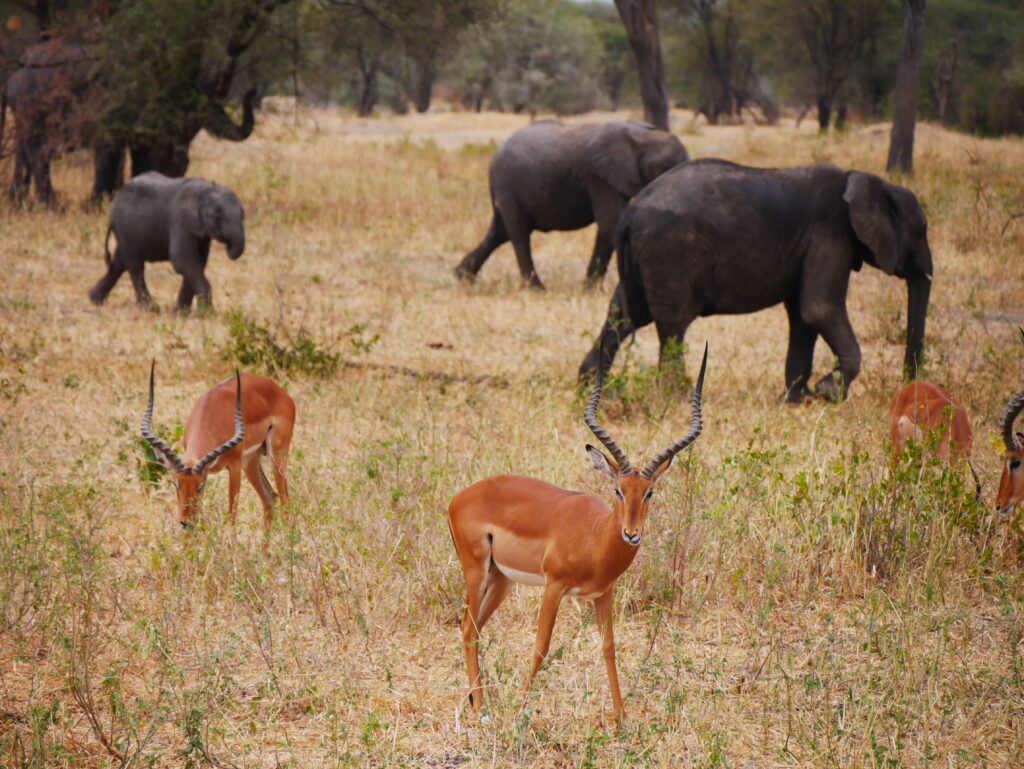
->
1001, 212, 1024, 236
341, 360, 509, 387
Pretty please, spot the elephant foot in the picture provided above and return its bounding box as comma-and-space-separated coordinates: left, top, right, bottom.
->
524, 276, 546, 291
782, 383, 814, 404
87, 285, 107, 306
584, 273, 605, 291
453, 264, 477, 283
813, 373, 847, 403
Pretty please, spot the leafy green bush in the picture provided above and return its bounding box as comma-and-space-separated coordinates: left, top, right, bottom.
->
220, 310, 343, 379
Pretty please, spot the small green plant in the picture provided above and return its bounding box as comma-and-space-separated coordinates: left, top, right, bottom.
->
220, 310, 342, 378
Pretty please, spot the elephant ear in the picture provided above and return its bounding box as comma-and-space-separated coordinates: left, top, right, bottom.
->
587, 123, 642, 197
175, 181, 217, 239
844, 171, 900, 274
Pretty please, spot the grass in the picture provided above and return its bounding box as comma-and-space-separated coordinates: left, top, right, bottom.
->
0, 107, 1023, 767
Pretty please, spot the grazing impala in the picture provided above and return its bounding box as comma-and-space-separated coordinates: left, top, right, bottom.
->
142, 363, 296, 532
448, 344, 708, 722
995, 385, 1024, 514
887, 381, 973, 465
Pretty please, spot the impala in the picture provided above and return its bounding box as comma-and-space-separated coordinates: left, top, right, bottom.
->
887, 381, 973, 465
447, 344, 708, 722
996, 384, 1024, 513
142, 362, 296, 532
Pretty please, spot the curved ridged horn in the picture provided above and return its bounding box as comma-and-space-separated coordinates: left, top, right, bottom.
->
1000, 386, 1024, 452
584, 339, 631, 474
192, 370, 245, 474
141, 360, 187, 473
642, 342, 708, 478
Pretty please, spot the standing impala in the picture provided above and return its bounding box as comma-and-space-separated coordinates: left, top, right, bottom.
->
142, 363, 296, 532
448, 344, 708, 722
996, 384, 1024, 514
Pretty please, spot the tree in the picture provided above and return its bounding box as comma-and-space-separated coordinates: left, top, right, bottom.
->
745, 0, 888, 130
666, 0, 767, 124
614, 0, 670, 129
887, 0, 926, 174
94, 0, 291, 193
445, 0, 602, 116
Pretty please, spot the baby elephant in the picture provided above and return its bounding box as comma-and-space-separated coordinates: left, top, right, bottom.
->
88, 172, 245, 312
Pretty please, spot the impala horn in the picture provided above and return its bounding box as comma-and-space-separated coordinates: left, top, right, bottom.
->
584, 338, 632, 474
141, 360, 187, 473
191, 370, 245, 474
642, 342, 708, 478
1000, 386, 1024, 452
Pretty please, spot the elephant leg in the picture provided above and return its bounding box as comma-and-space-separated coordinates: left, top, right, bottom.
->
584, 230, 614, 289
176, 265, 212, 314
176, 281, 195, 310
8, 146, 31, 201
578, 282, 640, 381
812, 309, 862, 402
499, 205, 543, 290
654, 307, 697, 375
29, 146, 55, 207
783, 299, 817, 403
455, 208, 509, 281
586, 193, 624, 288
127, 262, 156, 309
88, 245, 126, 305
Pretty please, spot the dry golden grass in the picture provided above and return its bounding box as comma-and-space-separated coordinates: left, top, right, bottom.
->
1, 106, 1023, 768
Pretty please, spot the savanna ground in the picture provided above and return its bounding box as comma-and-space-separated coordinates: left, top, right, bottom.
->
1, 105, 1023, 768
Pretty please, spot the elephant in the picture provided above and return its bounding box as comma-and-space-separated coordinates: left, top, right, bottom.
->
1, 39, 257, 206
88, 172, 245, 312
1, 39, 95, 206
454, 119, 689, 290
578, 160, 933, 403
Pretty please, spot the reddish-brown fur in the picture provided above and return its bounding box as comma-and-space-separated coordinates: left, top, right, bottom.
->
447, 457, 672, 723
174, 373, 295, 531
887, 381, 972, 466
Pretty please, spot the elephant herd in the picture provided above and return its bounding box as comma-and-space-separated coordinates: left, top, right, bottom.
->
71, 116, 934, 405
457, 119, 931, 403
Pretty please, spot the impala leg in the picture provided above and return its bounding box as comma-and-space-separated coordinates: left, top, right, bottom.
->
243, 458, 276, 533
593, 589, 624, 723
460, 564, 488, 716
525, 581, 566, 694
269, 426, 293, 513
226, 463, 242, 525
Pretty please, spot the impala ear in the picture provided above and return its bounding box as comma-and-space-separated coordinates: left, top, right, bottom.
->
647, 454, 674, 482
586, 444, 619, 480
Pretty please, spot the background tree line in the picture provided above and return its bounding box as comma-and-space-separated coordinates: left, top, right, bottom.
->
0, 0, 1021, 177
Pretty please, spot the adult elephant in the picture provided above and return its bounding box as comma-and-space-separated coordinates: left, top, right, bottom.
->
579, 160, 933, 403
1, 39, 95, 206
87, 172, 245, 312
1, 39, 257, 205
454, 119, 689, 290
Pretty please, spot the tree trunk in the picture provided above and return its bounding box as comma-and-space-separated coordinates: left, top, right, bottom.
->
614, 0, 670, 130
936, 39, 957, 124
887, 0, 926, 174
413, 57, 436, 114
817, 98, 831, 131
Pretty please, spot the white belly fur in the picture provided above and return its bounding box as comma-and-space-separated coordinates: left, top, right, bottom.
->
492, 561, 601, 599
493, 561, 545, 586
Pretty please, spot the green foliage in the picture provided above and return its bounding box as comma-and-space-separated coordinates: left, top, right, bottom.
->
220, 310, 343, 378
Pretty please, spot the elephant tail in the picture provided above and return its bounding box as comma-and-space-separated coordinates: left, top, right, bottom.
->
616, 221, 652, 328
103, 224, 113, 268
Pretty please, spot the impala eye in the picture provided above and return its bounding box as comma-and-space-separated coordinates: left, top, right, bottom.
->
643, 489, 654, 501
1011, 459, 1021, 471
614, 488, 624, 500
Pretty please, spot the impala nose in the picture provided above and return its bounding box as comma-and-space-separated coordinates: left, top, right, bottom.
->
622, 529, 641, 546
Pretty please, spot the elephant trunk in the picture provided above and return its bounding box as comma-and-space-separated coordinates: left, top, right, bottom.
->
904, 269, 931, 380
204, 90, 256, 143
225, 232, 245, 260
